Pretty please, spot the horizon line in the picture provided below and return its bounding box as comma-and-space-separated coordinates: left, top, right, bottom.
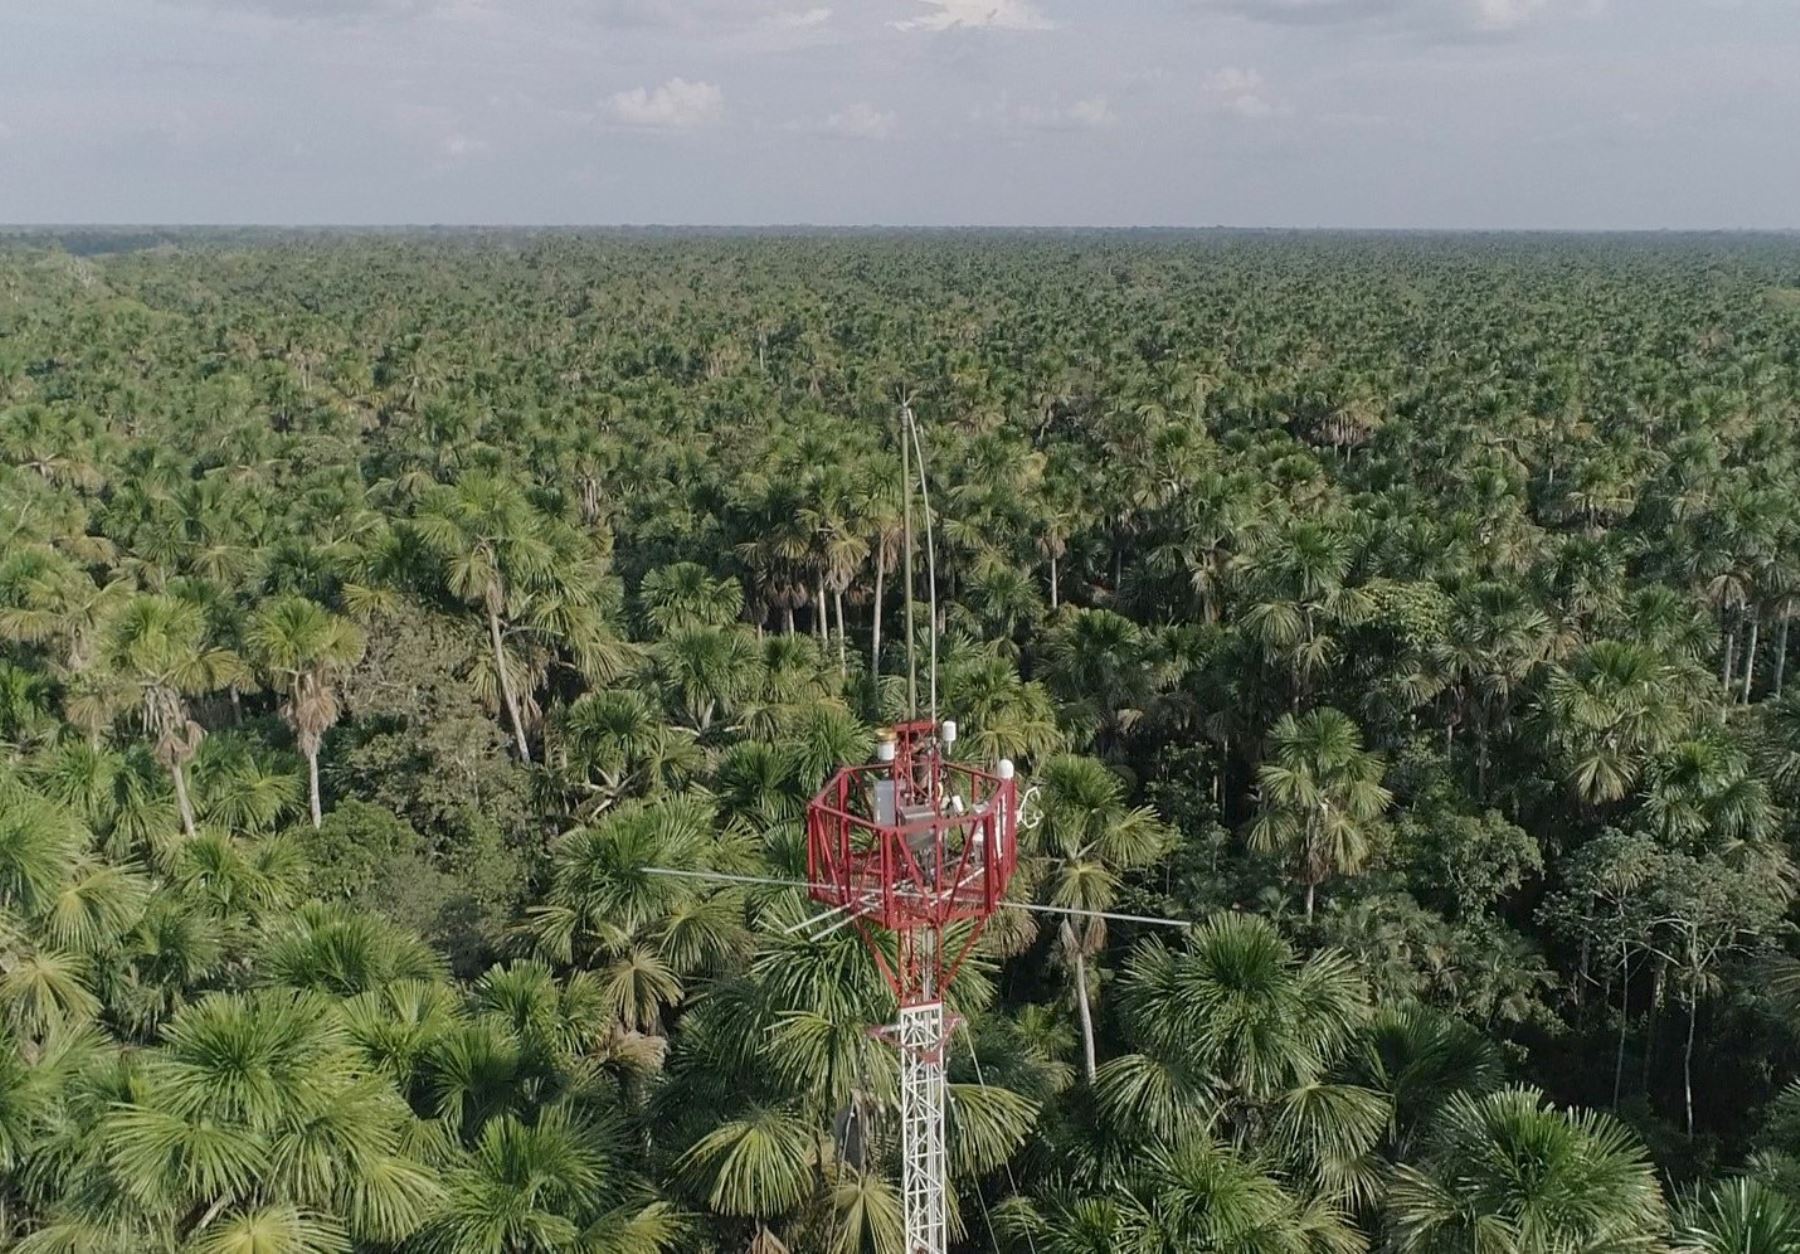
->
5, 222, 1800, 236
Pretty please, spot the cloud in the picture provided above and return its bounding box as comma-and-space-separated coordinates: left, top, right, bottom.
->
580, 0, 810, 28
814, 102, 898, 139
605, 78, 724, 129
1066, 97, 1116, 127
1471, 0, 1551, 28
770, 5, 832, 25
163, 0, 444, 20
439, 132, 490, 158
978, 94, 1118, 133
181, 0, 829, 31
1205, 67, 1266, 93
1202, 0, 1404, 24
1200, 0, 1578, 37
891, 0, 1053, 32
1202, 66, 1289, 119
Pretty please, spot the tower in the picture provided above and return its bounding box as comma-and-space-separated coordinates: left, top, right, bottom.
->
805, 717, 1020, 1254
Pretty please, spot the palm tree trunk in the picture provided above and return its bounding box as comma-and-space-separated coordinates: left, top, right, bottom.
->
1304, 880, 1316, 923
1778, 618, 1791, 697
1643, 959, 1664, 1091
1576, 938, 1589, 1013
171, 761, 197, 838
1722, 623, 1737, 690
487, 606, 532, 763
784, 605, 795, 635
307, 747, 322, 829
816, 577, 827, 642
1743, 615, 1760, 703
1613, 942, 1629, 1106
1476, 711, 1490, 801
834, 587, 847, 677
1072, 946, 1098, 1084
871, 547, 886, 680
1049, 553, 1059, 610
1684, 994, 1697, 1137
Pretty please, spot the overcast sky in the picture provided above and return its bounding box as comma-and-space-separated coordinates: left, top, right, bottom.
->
2, 0, 1796, 228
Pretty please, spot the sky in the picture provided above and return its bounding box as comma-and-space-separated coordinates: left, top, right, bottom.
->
1, 0, 1797, 228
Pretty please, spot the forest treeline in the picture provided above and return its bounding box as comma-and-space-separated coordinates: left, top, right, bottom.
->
4, 230, 1800, 1251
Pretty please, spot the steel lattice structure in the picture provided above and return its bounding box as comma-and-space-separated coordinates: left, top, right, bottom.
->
894, 1002, 949, 1253
805, 717, 1018, 1254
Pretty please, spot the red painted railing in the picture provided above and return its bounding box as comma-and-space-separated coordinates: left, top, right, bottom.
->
805, 742, 1018, 934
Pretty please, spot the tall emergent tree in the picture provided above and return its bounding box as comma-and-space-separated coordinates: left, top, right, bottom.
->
94, 593, 245, 838
247, 594, 366, 827
1248, 706, 1391, 921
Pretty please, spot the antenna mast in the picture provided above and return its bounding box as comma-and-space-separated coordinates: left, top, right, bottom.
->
807, 720, 1007, 1254
900, 400, 918, 721
903, 403, 940, 729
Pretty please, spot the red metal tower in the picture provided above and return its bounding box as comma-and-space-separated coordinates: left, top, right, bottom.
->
804, 716, 1019, 1254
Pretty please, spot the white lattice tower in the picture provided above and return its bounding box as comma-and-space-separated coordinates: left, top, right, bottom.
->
896, 1001, 948, 1254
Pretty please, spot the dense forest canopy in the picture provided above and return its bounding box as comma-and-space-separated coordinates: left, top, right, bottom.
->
4, 229, 1800, 1252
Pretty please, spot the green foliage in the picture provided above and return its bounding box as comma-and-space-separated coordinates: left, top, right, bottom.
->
1395, 801, 1542, 920
6, 230, 1800, 1249
1387, 1087, 1667, 1254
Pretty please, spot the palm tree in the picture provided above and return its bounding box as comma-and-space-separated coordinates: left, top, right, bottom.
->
1016, 755, 1173, 1083
246, 595, 366, 828
412, 471, 558, 759
1041, 610, 1156, 756
640, 562, 744, 636
999, 1134, 1349, 1254
799, 466, 870, 676
0, 771, 83, 919
0, 543, 128, 677
189, 735, 303, 835
1137, 1133, 1359, 1253
529, 795, 751, 1016
733, 476, 816, 636
261, 901, 443, 996
1248, 707, 1391, 921
428, 1105, 681, 1253
1540, 640, 1693, 806
1351, 1004, 1502, 1158
553, 688, 698, 818
1033, 475, 1084, 612
1236, 520, 1373, 704
1385, 1086, 1665, 1254
1105, 915, 1374, 1163
941, 644, 1064, 765
962, 560, 1044, 648
52, 987, 444, 1251
654, 626, 761, 735
1676, 1178, 1800, 1254
1641, 734, 1773, 848
858, 463, 904, 683
1437, 581, 1559, 797
677, 1103, 819, 1242
97, 594, 246, 839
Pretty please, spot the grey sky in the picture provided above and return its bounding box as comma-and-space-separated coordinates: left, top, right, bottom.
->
1, 0, 1796, 227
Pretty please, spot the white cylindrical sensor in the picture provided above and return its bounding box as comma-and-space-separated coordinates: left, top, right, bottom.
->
941, 719, 958, 745
875, 728, 897, 763
997, 758, 1015, 780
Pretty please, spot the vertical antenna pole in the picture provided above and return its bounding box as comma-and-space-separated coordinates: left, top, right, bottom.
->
901, 403, 918, 721
905, 405, 940, 729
